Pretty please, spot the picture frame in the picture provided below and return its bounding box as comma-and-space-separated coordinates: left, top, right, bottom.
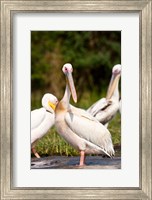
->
0, 0, 151, 199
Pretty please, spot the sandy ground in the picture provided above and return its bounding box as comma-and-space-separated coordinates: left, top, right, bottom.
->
31, 156, 121, 169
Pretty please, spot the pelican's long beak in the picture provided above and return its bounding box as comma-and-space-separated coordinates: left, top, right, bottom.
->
106, 74, 120, 99
48, 101, 56, 110
67, 72, 77, 103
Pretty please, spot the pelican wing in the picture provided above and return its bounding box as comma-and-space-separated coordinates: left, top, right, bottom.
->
94, 102, 119, 124
31, 108, 46, 130
87, 98, 111, 116
65, 110, 114, 155
31, 109, 55, 144
69, 104, 99, 122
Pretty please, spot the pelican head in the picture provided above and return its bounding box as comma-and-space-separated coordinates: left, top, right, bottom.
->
106, 64, 121, 99
62, 63, 77, 103
42, 93, 58, 113
62, 63, 73, 74
112, 64, 121, 75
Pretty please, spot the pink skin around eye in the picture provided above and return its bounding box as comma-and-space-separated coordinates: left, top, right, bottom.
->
62, 63, 73, 73
64, 67, 73, 73
113, 68, 121, 75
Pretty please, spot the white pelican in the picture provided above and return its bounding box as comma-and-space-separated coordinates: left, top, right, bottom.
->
55, 63, 114, 166
87, 64, 121, 127
31, 93, 58, 158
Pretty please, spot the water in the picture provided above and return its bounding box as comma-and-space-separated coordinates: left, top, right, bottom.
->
31, 155, 121, 169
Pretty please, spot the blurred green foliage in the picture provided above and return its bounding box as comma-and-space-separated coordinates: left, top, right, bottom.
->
31, 31, 121, 109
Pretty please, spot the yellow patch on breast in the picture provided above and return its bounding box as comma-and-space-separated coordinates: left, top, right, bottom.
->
55, 101, 66, 113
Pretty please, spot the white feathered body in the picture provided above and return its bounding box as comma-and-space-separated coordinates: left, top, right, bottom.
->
87, 64, 121, 126
55, 101, 114, 156
31, 108, 55, 144
87, 97, 119, 125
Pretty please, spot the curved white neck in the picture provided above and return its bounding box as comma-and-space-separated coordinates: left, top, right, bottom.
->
62, 80, 71, 108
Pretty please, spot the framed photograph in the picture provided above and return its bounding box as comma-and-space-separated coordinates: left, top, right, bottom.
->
30, 30, 121, 170
0, 0, 151, 199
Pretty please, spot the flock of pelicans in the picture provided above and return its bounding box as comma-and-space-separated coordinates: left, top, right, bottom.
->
31, 63, 121, 166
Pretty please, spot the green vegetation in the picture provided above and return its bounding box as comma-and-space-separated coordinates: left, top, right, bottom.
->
31, 31, 121, 108
31, 31, 121, 156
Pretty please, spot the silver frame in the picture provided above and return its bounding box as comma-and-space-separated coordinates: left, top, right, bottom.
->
0, 0, 151, 199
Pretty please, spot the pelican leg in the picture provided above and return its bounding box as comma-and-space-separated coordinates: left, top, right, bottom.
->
79, 150, 85, 166
31, 147, 40, 158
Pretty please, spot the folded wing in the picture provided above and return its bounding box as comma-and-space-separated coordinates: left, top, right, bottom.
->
31, 108, 46, 130
65, 109, 114, 156
87, 98, 111, 116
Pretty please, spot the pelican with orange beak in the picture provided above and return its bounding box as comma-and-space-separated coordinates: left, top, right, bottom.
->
55, 63, 114, 166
